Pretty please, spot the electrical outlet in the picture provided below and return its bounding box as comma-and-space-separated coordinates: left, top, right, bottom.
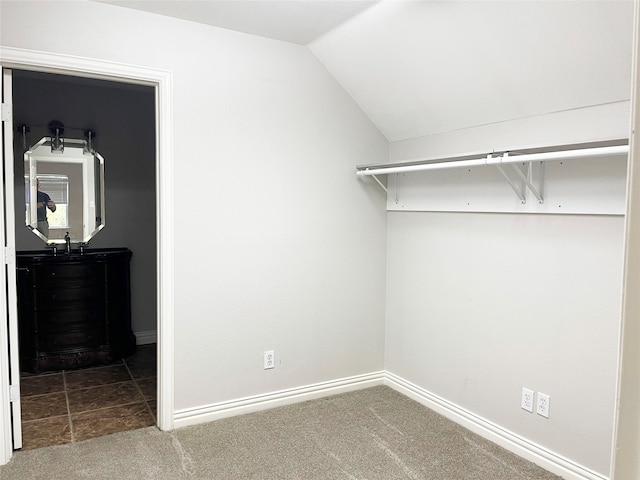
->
521, 387, 534, 412
537, 392, 550, 418
264, 350, 275, 370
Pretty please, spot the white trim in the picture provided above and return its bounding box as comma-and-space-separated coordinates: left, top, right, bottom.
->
172, 369, 602, 479
154, 64, 175, 434
0, 47, 162, 86
0, 46, 175, 464
173, 372, 385, 429
3, 68, 22, 451
134, 330, 157, 345
0, 67, 13, 466
384, 372, 607, 480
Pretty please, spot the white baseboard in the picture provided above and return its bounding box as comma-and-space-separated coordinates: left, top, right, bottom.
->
173, 371, 385, 429
383, 372, 607, 480
171, 370, 607, 480
134, 330, 157, 345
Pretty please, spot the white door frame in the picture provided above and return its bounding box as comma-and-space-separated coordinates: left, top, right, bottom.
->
2, 68, 23, 450
0, 47, 174, 465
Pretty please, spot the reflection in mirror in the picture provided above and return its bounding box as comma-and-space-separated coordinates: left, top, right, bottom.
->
25, 136, 105, 245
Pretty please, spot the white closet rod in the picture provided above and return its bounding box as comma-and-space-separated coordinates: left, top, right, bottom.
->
356, 144, 629, 177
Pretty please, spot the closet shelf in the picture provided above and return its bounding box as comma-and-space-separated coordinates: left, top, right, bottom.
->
356, 139, 629, 204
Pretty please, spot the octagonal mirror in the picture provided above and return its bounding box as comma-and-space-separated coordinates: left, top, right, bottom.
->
25, 136, 105, 245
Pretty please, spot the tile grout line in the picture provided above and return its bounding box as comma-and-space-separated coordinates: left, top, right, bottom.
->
123, 358, 157, 425
73, 400, 153, 417
67, 378, 135, 393
20, 413, 70, 424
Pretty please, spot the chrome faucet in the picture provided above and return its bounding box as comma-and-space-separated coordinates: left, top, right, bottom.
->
64, 232, 71, 254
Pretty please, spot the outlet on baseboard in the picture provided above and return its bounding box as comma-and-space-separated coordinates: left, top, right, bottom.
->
521, 387, 534, 413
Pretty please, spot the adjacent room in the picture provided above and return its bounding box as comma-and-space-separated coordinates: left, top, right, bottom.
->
10, 70, 158, 449
1, 1, 639, 479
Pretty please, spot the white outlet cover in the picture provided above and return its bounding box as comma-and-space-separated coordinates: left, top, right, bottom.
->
264, 350, 275, 369
521, 387, 534, 412
537, 392, 550, 418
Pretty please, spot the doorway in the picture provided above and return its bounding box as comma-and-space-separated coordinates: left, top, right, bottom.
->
0, 49, 174, 464
11, 70, 157, 449
0, 47, 174, 464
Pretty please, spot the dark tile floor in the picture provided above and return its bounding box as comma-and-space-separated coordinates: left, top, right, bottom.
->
19, 344, 157, 450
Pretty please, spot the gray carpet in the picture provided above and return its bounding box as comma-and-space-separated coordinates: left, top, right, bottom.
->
0, 386, 560, 479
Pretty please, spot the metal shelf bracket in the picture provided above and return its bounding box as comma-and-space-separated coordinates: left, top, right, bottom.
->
370, 174, 388, 194
495, 156, 545, 204
493, 153, 526, 203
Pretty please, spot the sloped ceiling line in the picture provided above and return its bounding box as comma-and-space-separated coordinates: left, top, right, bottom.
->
93, 0, 634, 144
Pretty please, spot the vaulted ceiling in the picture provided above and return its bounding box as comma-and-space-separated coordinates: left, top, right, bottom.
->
93, 0, 634, 143
94, 0, 379, 44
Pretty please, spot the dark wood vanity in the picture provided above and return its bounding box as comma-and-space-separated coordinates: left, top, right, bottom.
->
16, 248, 135, 373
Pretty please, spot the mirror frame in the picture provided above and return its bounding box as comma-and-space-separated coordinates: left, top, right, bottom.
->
24, 136, 105, 245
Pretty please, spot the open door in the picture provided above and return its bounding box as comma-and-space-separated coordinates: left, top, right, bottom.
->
1, 67, 22, 451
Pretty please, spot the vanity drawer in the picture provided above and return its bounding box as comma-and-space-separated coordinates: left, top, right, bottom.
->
37, 307, 105, 331
42, 328, 105, 352
35, 285, 105, 308
34, 262, 103, 286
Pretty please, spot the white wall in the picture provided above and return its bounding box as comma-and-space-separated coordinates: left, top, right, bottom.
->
389, 102, 631, 164
384, 112, 629, 476
0, 0, 388, 411
386, 212, 623, 475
